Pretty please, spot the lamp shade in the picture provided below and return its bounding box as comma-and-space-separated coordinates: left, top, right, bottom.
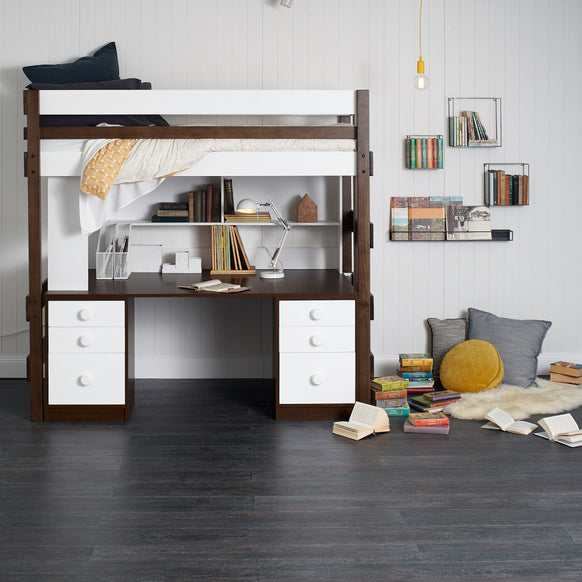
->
236, 199, 258, 214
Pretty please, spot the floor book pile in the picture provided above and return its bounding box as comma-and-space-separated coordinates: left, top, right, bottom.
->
549, 361, 582, 385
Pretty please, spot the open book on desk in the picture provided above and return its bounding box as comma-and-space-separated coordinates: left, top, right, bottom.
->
481, 407, 538, 435
178, 279, 249, 293
534, 413, 582, 446
332, 401, 390, 441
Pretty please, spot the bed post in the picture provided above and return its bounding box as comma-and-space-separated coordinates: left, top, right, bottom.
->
24, 90, 44, 421
354, 89, 372, 403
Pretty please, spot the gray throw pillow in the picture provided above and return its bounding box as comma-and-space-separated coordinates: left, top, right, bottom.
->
467, 307, 551, 387
427, 317, 467, 380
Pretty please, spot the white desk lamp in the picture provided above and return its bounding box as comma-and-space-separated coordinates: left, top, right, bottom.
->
236, 198, 291, 279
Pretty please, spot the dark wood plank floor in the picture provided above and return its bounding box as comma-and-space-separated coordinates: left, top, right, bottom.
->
2, 378, 582, 581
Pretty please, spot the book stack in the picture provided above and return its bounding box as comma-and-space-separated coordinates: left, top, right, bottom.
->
408, 389, 461, 412
371, 376, 410, 417
151, 185, 220, 223
550, 361, 582, 385
404, 136, 444, 169
448, 110, 499, 147
398, 353, 434, 395
390, 196, 463, 241
485, 170, 529, 206
210, 225, 255, 275
151, 201, 189, 222
404, 411, 450, 435
224, 212, 271, 223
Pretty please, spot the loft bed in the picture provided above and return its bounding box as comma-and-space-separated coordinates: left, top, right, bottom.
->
24, 89, 371, 422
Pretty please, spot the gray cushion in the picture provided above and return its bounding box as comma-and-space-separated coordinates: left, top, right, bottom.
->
467, 307, 551, 387
427, 317, 467, 380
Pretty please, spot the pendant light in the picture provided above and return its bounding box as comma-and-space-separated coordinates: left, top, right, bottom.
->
414, 0, 429, 90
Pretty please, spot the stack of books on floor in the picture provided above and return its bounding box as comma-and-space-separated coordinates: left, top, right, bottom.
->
408, 389, 461, 412
550, 361, 582, 385
404, 411, 450, 435
398, 353, 435, 395
371, 375, 410, 417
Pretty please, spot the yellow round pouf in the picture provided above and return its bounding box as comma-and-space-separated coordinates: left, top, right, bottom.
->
439, 339, 504, 393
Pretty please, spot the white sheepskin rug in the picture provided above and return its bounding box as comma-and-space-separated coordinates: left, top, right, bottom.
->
445, 378, 582, 421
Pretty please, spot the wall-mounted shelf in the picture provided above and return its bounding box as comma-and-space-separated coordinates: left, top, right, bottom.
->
448, 97, 502, 147
484, 163, 529, 206
404, 135, 444, 169
390, 229, 513, 242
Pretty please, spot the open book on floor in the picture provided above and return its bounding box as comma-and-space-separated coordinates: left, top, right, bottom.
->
534, 413, 582, 446
178, 279, 249, 293
481, 407, 538, 435
332, 401, 390, 441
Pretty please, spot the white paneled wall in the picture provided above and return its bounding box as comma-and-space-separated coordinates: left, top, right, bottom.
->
1, 0, 581, 378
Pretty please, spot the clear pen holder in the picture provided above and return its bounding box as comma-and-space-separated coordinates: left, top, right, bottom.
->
96, 222, 132, 280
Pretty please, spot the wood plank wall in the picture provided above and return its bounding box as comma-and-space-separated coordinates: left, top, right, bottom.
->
1, 0, 581, 378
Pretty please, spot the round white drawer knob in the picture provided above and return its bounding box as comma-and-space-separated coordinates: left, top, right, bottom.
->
78, 308, 92, 321
310, 335, 323, 347
310, 373, 324, 386
78, 335, 92, 347
78, 374, 92, 387
309, 308, 323, 321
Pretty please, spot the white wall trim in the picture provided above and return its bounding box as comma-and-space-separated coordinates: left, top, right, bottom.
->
0, 358, 27, 379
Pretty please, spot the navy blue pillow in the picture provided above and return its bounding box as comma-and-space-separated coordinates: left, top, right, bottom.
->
27, 78, 169, 127
23, 42, 120, 84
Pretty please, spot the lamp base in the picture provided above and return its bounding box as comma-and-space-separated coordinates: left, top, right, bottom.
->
259, 270, 285, 279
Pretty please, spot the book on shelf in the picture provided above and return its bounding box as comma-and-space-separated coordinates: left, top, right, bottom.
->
332, 401, 390, 441
449, 111, 498, 147
404, 137, 444, 170
446, 205, 492, 241
158, 201, 189, 211
480, 407, 538, 435
398, 365, 433, 373
399, 371, 433, 380
156, 209, 189, 217
399, 353, 433, 367
151, 215, 189, 223
178, 279, 249, 294
536, 413, 582, 442
371, 386, 408, 400
224, 212, 272, 223
550, 361, 582, 377
223, 178, 235, 215
371, 375, 409, 391
485, 170, 528, 206
404, 422, 450, 435
408, 411, 450, 427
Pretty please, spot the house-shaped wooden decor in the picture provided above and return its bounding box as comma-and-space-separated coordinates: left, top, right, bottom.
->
297, 194, 318, 223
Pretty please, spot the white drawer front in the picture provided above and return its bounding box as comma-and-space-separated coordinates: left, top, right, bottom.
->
279, 300, 354, 327
49, 300, 125, 327
279, 326, 354, 353
279, 353, 355, 404
49, 327, 125, 354
48, 354, 125, 405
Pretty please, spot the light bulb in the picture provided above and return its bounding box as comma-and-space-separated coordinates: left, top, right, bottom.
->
280, 0, 293, 6
414, 57, 429, 91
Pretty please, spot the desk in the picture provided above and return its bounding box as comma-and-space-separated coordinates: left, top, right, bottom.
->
44, 269, 359, 421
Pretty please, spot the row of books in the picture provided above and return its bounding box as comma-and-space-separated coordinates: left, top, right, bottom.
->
151, 185, 221, 223
485, 170, 529, 206
550, 361, 582, 385
390, 196, 492, 241
210, 225, 254, 274
404, 137, 444, 169
448, 111, 499, 147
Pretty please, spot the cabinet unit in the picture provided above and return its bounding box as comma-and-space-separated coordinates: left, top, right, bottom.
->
46, 299, 130, 420
278, 300, 355, 409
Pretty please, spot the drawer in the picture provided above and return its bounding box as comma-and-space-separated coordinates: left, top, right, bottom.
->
48, 354, 125, 405
279, 300, 354, 327
279, 353, 355, 404
48, 300, 125, 327
49, 327, 125, 354
279, 326, 354, 353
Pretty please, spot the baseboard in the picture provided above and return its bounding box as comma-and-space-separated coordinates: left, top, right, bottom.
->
135, 357, 273, 379
0, 357, 27, 379
374, 353, 582, 379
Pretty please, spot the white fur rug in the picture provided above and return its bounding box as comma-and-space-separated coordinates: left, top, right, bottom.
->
445, 378, 582, 421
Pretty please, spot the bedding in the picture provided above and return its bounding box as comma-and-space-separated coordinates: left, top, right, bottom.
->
77, 133, 357, 233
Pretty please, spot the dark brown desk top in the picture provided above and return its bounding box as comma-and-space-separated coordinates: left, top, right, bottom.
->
45, 269, 356, 300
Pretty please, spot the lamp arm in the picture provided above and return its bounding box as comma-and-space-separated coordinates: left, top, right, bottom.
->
258, 200, 291, 272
